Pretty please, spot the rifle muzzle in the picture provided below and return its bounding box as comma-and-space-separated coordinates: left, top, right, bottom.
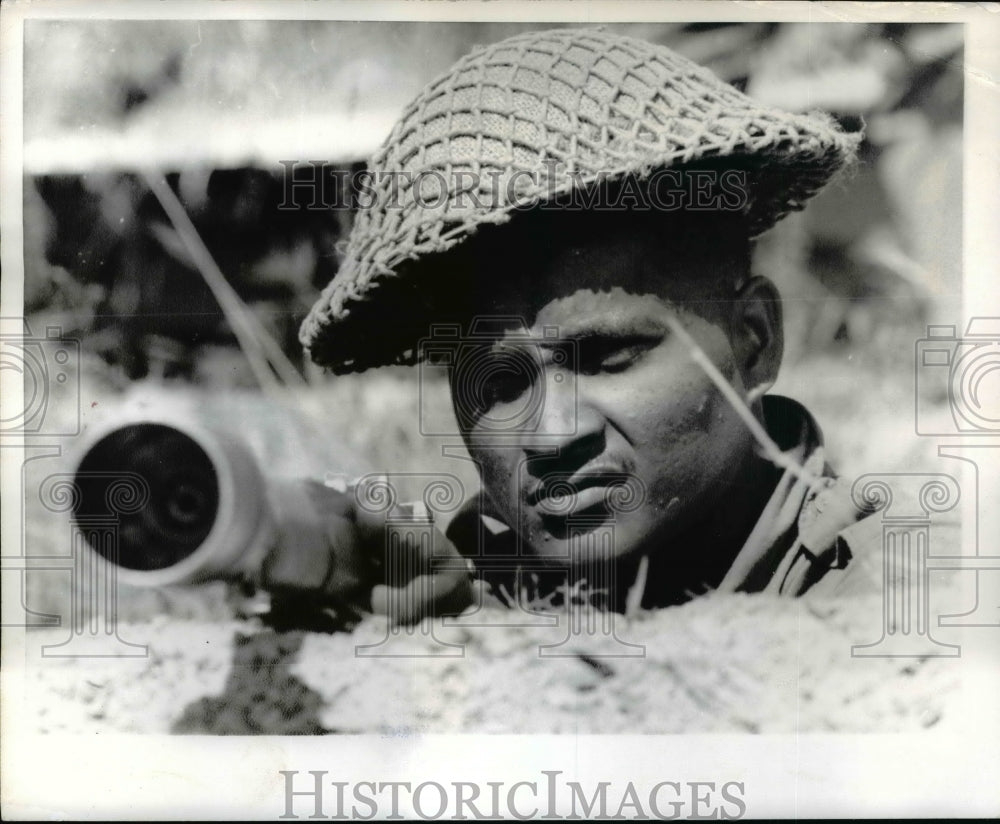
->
71, 415, 272, 587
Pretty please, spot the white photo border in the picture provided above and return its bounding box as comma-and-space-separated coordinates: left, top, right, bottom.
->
2, 1, 998, 819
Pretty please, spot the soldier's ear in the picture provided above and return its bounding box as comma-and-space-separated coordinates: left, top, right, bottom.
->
732, 275, 783, 396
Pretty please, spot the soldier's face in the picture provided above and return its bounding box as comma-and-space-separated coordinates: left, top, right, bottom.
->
449, 223, 782, 570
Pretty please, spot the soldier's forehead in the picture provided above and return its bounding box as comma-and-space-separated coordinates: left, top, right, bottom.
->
531, 289, 675, 335
481, 226, 730, 309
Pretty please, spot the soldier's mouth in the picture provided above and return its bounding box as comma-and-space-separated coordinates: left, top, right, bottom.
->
534, 483, 614, 516
527, 468, 633, 518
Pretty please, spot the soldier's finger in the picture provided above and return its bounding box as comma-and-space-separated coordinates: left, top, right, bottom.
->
370, 567, 473, 625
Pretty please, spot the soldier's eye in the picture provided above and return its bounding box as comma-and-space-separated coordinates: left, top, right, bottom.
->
579, 335, 660, 375
474, 346, 539, 409
482, 369, 530, 406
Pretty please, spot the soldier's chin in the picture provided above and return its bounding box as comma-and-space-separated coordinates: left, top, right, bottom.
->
526, 512, 647, 567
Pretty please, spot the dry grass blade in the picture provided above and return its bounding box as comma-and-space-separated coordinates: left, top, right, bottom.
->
140, 168, 307, 393
625, 554, 649, 618
660, 313, 826, 493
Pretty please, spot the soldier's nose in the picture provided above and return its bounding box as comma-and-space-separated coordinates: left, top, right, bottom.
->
523, 370, 605, 465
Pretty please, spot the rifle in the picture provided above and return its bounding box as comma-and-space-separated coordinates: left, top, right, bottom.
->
65, 387, 473, 627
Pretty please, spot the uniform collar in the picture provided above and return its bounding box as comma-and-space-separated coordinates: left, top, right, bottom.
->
718, 394, 860, 595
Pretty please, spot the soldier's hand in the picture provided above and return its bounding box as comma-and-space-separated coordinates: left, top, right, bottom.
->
258, 477, 474, 626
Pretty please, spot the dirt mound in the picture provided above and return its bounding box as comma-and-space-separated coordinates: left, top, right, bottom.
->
24, 592, 962, 735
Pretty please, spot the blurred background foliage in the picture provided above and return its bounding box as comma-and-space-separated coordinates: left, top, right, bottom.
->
22, 20, 963, 469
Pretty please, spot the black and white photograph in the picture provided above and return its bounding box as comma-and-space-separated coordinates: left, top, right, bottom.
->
2, 1, 998, 819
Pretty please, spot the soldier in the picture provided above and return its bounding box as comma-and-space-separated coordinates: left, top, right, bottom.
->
292, 27, 883, 622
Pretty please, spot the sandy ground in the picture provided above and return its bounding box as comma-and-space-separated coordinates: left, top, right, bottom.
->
22, 591, 966, 736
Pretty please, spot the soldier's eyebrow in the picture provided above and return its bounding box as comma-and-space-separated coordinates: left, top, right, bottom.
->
535, 313, 669, 344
